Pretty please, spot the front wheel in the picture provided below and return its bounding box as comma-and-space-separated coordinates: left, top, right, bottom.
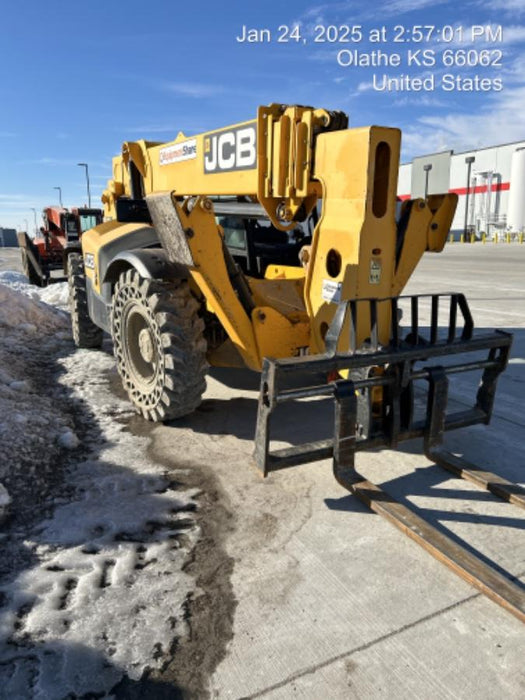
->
111, 269, 207, 421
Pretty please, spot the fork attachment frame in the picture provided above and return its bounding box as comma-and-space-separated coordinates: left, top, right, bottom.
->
255, 293, 512, 476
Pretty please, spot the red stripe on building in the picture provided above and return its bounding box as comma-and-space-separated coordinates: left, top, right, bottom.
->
398, 182, 510, 200
449, 182, 510, 196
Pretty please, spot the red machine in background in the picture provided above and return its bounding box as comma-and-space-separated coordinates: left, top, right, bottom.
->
17, 206, 103, 286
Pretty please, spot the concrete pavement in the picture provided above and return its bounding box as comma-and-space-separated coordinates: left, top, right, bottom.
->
152, 244, 525, 698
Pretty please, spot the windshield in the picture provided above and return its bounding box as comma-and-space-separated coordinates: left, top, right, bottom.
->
217, 216, 247, 249
78, 214, 99, 232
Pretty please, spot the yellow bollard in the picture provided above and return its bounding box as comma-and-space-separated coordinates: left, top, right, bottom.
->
449, 233, 454, 243
482, 233, 486, 244
470, 233, 475, 243
520, 233, 524, 244
506, 232, 511, 244
460, 233, 465, 243
494, 233, 498, 243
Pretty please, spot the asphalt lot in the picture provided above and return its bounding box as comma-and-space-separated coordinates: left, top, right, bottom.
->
152, 243, 525, 699
0, 247, 22, 274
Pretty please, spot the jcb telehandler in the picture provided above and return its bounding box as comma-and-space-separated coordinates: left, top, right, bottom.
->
69, 104, 524, 622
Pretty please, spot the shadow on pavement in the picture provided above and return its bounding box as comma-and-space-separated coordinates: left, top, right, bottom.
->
181, 326, 525, 589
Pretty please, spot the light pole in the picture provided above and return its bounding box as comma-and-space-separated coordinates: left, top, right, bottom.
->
77, 162, 91, 207
464, 156, 475, 239
54, 186, 63, 207
423, 164, 432, 198
30, 207, 38, 235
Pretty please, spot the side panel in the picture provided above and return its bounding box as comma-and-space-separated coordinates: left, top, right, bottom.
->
86, 277, 111, 333
81, 221, 159, 294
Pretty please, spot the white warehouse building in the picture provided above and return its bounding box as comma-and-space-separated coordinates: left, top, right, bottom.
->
397, 140, 525, 237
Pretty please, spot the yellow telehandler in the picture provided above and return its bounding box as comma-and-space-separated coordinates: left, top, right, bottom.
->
69, 104, 523, 622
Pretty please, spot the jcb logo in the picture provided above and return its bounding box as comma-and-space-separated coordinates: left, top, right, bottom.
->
204, 124, 257, 173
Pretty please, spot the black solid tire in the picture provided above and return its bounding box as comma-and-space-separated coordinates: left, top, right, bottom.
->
68, 253, 103, 348
110, 269, 207, 421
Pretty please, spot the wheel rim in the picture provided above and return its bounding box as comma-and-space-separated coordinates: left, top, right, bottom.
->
112, 274, 207, 420
122, 302, 159, 391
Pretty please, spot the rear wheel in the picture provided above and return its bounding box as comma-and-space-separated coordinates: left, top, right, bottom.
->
111, 269, 207, 421
68, 253, 103, 348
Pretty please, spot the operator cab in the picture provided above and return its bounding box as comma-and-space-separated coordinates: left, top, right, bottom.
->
215, 198, 317, 277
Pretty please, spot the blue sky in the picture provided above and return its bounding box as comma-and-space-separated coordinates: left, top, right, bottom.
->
1, 0, 524, 231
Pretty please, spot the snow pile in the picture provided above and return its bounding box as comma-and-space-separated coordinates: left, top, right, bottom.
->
0, 270, 70, 311
0, 281, 68, 330
0, 281, 73, 515
0, 267, 201, 697
39, 281, 70, 310
0, 270, 34, 294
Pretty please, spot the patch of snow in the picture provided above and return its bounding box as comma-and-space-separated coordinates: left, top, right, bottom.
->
8, 380, 31, 393
38, 281, 70, 310
0, 267, 201, 697
57, 430, 80, 449
0, 282, 67, 330
0, 483, 11, 524
0, 483, 10, 508
0, 270, 31, 291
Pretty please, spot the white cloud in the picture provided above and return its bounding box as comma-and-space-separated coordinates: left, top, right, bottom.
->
307, 48, 340, 63
160, 82, 224, 98
356, 81, 375, 93
381, 0, 447, 13
22, 157, 73, 166
499, 25, 525, 45
476, 0, 525, 14
299, 0, 451, 26
393, 95, 448, 107
401, 84, 525, 158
